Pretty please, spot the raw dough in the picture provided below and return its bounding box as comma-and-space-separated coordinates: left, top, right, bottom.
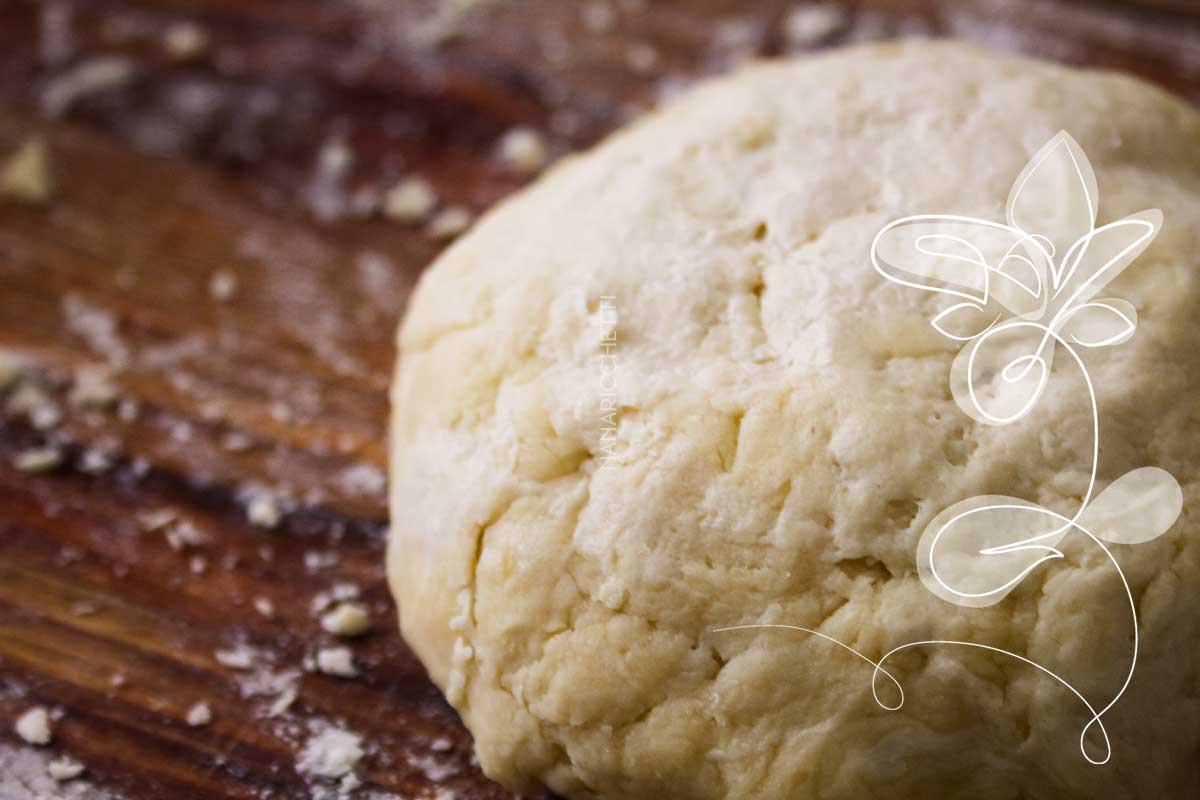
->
388, 42, 1200, 799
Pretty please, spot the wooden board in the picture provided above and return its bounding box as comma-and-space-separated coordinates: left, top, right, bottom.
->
0, 1, 1197, 798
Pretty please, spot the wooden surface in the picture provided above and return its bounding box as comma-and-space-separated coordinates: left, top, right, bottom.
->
0, 1, 1197, 798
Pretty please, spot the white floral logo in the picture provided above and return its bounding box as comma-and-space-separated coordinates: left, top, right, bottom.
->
718, 132, 1183, 765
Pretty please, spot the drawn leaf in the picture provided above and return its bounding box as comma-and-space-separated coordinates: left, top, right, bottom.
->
1078, 467, 1183, 544
993, 250, 1044, 310
1060, 298, 1137, 348
918, 495, 1070, 608
872, 215, 1047, 318
1006, 131, 1097, 274
1052, 210, 1161, 305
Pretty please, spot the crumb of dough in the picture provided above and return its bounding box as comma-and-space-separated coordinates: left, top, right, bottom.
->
13, 446, 63, 474
496, 127, 549, 175
296, 724, 364, 779
79, 448, 115, 474
208, 269, 238, 302
163, 21, 209, 60
185, 702, 212, 727
69, 364, 119, 409
316, 647, 358, 678
253, 596, 275, 618
214, 645, 256, 670
47, 755, 85, 782
383, 178, 438, 223
427, 206, 473, 240
246, 493, 283, 529
0, 349, 27, 389
14, 707, 52, 746
320, 603, 370, 637
0, 138, 53, 204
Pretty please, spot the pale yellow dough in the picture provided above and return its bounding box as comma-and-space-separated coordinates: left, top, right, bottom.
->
388, 42, 1200, 799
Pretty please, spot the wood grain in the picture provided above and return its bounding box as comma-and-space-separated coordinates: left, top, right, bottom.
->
0, 0, 1197, 798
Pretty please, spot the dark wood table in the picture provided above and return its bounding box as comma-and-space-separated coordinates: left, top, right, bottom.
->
0, 1, 1197, 797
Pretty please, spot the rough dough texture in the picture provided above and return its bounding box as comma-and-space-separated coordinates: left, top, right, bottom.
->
388, 42, 1200, 800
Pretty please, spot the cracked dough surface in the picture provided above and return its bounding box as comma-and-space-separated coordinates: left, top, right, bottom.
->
388, 42, 1200, 800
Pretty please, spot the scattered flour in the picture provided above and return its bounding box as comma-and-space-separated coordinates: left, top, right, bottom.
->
297, 722, 364, 779
0, 744, 119, 799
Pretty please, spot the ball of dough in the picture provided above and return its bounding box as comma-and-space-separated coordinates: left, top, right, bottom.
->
388, 42, 1200, 800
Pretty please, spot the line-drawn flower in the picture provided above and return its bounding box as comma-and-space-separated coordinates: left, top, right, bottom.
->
870, 130, 1183, 763
873, 131, 1160, 427
718, 132, 1184, 767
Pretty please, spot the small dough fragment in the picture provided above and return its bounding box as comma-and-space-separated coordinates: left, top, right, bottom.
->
383, 178, 438, 223
15, 707, 53, 745
297, 725, 364, 779
316, 647, 359, 678
0, 138, 53, 204
13, 446, 62, 473
185, 702, 212, 727
47, 756, 85, 782
247, 493, 283, 529
320, 602, 371, 637
496, 127, 549, 175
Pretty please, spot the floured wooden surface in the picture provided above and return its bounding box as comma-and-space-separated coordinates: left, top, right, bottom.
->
0, 1, 1197, 798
